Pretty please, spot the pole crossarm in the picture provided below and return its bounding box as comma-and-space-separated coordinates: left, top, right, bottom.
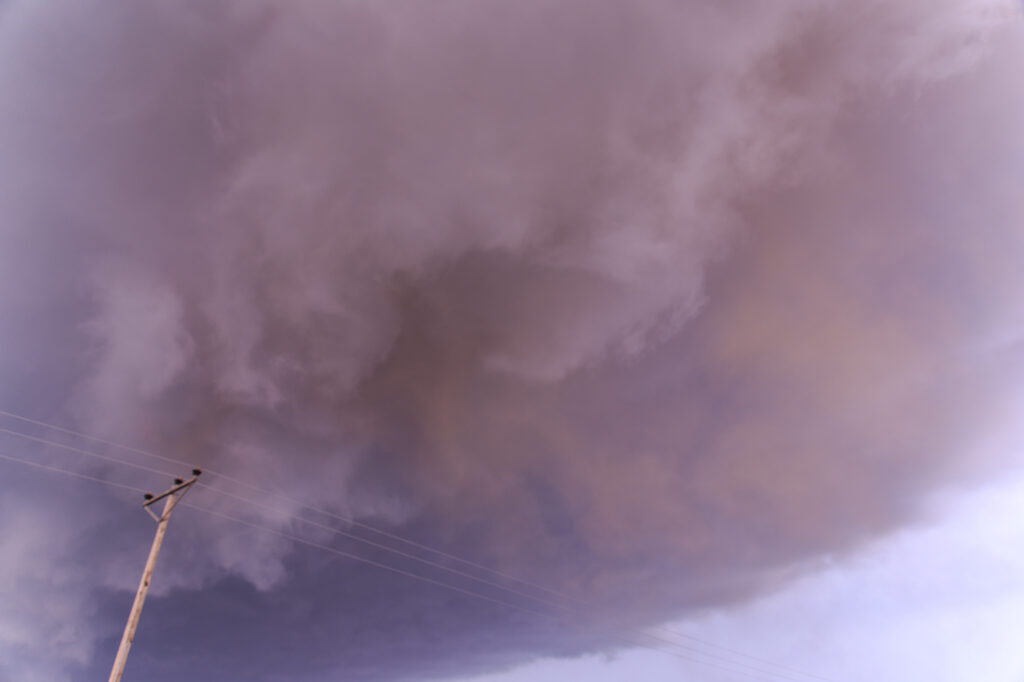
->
108, 468, 203, 682
142, 472, 200, 522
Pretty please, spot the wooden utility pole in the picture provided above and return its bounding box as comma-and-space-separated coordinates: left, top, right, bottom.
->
107, 469, 201, 682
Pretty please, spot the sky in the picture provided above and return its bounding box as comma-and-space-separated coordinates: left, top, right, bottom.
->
2, 1, 1024, 681
465, 463, 1024, 682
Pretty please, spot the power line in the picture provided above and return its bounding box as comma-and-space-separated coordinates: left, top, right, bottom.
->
0, 408, 562, 598
0, 447, 820, 682
1, 423, 586, 617
0, 408, 834, 681
194, 481, 574, 612
0, 451, 148, 495
177, 502, 807, 682
0, 414, 830, 681
640, 629, 818, 682
655, 625, 832, 682
0, 449, 550, 623
0, 426, 178, 479
0, 442, 563, 623
201, 483, 817, 682
181, 502, 555, 619
2, 422, 801, 680
0, 409, 195, 469
0, 412, 831, 681
0, 420, 567, 610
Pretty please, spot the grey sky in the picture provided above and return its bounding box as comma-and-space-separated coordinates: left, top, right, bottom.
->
2, 2, 1024, 681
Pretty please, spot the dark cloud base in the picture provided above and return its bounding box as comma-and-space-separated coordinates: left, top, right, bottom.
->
78, 550, 582, 682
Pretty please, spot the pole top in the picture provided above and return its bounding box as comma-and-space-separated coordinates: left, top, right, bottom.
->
143, 473, 199, 510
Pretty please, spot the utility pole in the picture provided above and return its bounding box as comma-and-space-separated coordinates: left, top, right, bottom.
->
107, 469, 202, 682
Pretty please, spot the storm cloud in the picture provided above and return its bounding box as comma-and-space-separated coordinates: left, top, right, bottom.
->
2, 1, 1024, 680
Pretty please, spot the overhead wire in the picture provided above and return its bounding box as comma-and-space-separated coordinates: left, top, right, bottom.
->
0, 416, 567, 607
0, 426, 180, 479
0, 407, 818, 679
192, 482, 820, 681
0, 441, 821, 682
0, 420, 580, 615
655, 625, 833, 682
0, 450, 150, 495
193, 480, 574, 612
0, 409, 196, 469
174, 504, 815, 682
0, 407, 563, 599
180, 502, 555, 619
0, 446, 811, 679
0, 410, 831, 681
0, 407, 833, 681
